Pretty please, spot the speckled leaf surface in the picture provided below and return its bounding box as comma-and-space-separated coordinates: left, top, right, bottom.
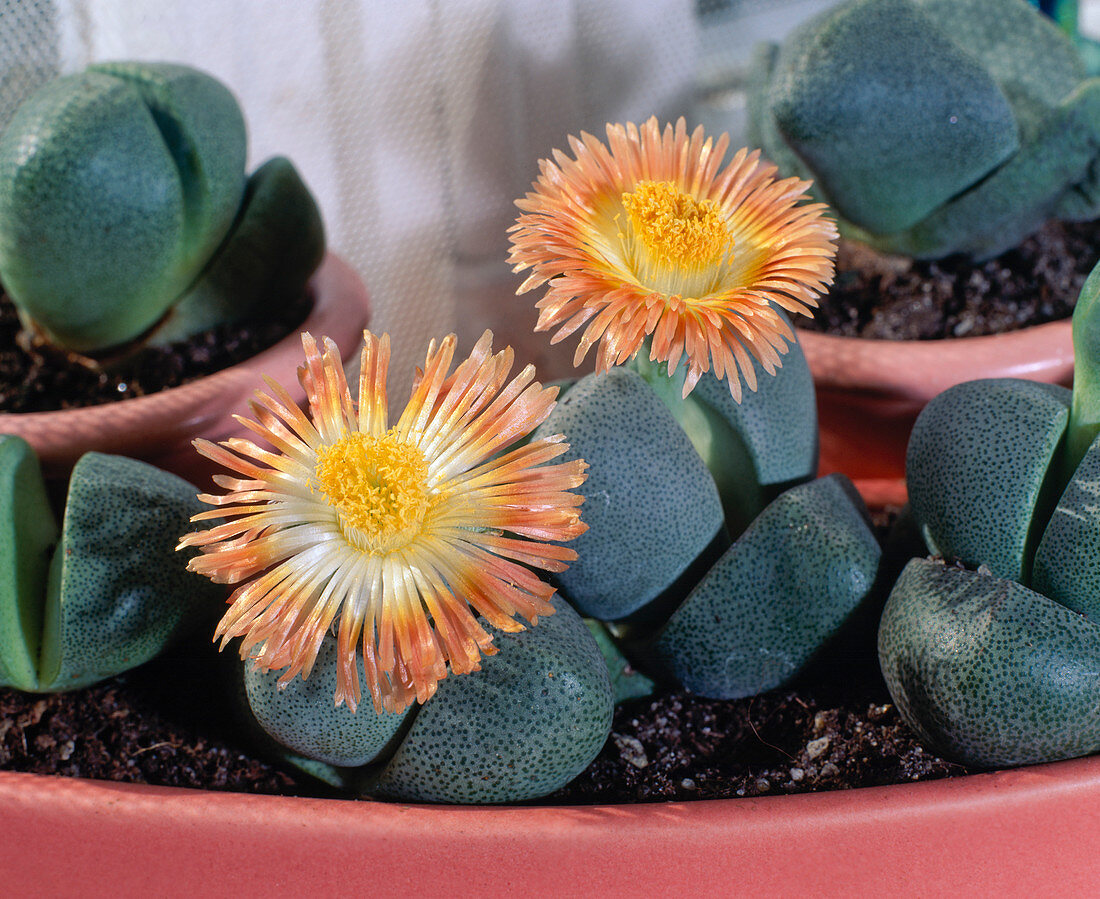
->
242, 637, 412, 768
1033, 431, 1100, 621
0, 436, 58, 690
879, 558, 1100, 768
634, 312, 817, 535
151, 156, 325, 345
907, 378, 1070, 581
0, 63, 245, 351
38, 453, 222, 691
748, 0, 1100, 259
531, 369, 723, 620
767, 0, 1017, 234
656, 474, 880, 699
375, 596, 613, 804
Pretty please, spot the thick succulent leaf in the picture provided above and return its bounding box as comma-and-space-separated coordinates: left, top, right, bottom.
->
1033, 430, 1100, 621
767, 0, 1017, 234
749, 0, 1098, 259
149, 156, 325, 345
375, 596, 614, 804
0, 436, 59, 690
242, 637, 412, 768
0, 63, 245, 351
532, 369, 724, 620
632, 312, 817, 536
913, 0, 1084, 131
906, 378, 1069, 582
884, 79, 1100, 258
656, 475, 880, 699
879, 558, 1100, 767
37, 453, 223, 691
89, 61, 247, 274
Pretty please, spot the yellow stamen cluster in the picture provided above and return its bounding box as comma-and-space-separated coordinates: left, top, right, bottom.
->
622, 180, 733, 270
314, 430, 431, 554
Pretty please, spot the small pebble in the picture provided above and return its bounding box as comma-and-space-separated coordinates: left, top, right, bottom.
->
789, 767, 805, 782
807, 736, 831, 760
612, 733, 649, 769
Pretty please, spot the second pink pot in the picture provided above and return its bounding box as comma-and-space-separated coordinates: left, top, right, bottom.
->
798, 319, 1075, 506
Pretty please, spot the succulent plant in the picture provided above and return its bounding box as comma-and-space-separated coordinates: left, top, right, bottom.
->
529, 341, 882, 699
506, 118, 883, 705
0, 61, 323, 357
236, 594, 613, 804
0, 435, 221, 691
879, 259, 1100, 766
747, 0, 1100, 259
176, 328, 610, 802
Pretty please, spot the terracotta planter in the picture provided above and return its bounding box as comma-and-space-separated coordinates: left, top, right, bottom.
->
798, 319, 1075, 507
0, 252, 370, 485
2, 756, 1100, 893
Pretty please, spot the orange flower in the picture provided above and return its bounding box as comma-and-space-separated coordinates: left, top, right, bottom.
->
508, 117, 837, 399
178, 330, 587, 714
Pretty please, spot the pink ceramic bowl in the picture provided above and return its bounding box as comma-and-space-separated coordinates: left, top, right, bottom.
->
3, 754, 1100, 894
798, 319, 1075, 506
0, 253, 370, 486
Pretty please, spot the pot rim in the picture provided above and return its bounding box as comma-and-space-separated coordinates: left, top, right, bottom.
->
0, 251, 361, 426
797, 317, 1074, 398
3, 752, 1100, 893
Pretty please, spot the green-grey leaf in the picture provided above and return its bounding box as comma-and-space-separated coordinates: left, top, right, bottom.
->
37, 453, 222, 691
879, 558, 1100, 768
0, 435, 59, 690
767, 0, 1017, 234
584, 618, 656, 703
633, 313, 818, 535
532, 369, 724, 620
374, 596, 613, 804
0, 63, 245, 351
241, 636, 412, 768
149, 156, 325, 345
1032, 429, 1100, 621
906, 378, 1070, 582
656, 474, 880, 699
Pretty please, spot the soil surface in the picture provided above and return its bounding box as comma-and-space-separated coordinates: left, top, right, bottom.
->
0, 507, 972, 804
0, 289, 312, 413
798, 218, 1100, 339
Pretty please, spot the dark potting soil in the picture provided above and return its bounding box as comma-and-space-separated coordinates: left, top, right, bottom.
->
0, 508, 971, 804
0, 288, 312, 413
797, 218, 1100, 339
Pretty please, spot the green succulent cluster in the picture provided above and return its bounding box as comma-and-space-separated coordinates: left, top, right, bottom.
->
0, 435, 221, 692
526, 323, 882, 707
239, 595, 615, 804
228, 318, 885, 804
747, 0, 1100, 259
0, 61, 324, 356
879, 260, 1100, 767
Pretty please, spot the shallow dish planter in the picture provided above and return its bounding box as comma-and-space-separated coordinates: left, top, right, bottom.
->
2, 757, 1100, 893
799, 319, 1074, 506
0, 252, 370, 485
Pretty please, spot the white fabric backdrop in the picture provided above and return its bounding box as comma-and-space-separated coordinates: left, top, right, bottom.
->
3, 0, 701, 391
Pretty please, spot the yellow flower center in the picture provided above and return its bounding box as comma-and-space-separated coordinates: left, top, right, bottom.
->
622, 180, 733, 270
314, 431, 431, 554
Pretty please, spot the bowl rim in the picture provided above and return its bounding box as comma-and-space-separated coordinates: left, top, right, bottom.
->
3, 751, 1100, 893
